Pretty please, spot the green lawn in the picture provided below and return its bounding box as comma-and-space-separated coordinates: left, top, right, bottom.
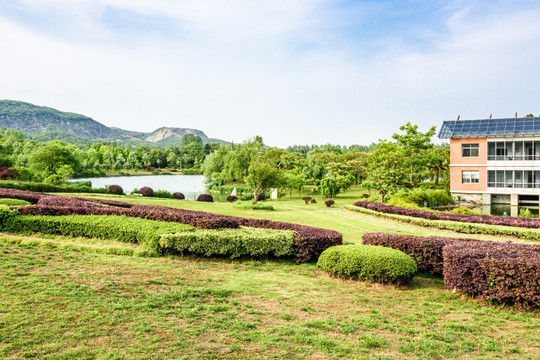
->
1, 187, 539, 359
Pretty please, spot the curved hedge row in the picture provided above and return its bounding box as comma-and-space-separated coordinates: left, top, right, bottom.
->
347, 205, 540, 241
317, 245, 417, 284
354, 201, 540, 229
2, 189, 342, 263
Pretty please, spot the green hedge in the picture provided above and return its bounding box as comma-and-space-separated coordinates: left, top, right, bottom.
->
345, 205, 540, 241
0, 198, 31, 206
0, 181, 107, 194
0, 209, 195, 249
317, 245, 417, 284
159, 227, 294, 259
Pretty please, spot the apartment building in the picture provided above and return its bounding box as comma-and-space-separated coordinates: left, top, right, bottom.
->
439, 116, 540, 212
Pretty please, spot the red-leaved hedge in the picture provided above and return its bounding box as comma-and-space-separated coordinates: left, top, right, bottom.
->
443, 241, 540, 308
362, 233, 482, 275
354, 201, 540, 229
0, 188, 43, 204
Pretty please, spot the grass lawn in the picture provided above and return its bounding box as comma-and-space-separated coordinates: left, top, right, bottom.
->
1, 243, 538, 359
1, 186, 539, 359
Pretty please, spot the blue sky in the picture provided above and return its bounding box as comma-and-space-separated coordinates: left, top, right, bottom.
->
1, 0, 540, 147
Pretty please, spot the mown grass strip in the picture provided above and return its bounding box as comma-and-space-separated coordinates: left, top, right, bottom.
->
0, 234, 157, 257
345, 205, 540, 242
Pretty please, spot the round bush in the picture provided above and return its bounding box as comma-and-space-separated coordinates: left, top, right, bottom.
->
140, 186, 154, 197
226, 195, 237, 202
197, 194, 214, 202
107, 184, 124, 195
256, 193, 265, 201
317, 245, 417, 284
325, 199, 335, 207
302, 196, 312, 204
173, 192, 185, 200
310, 198, 317, 204
361, 193, 370, 198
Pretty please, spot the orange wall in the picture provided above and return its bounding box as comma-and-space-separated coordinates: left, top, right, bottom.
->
450, 166, 487, 192
450, 138, 487, 192
450, 138, 487, 165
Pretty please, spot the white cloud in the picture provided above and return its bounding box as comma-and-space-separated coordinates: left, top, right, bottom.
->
1, 1, 540, 147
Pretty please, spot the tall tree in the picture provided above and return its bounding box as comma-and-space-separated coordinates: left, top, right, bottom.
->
366, 141, 409, 202
392, 122, 436, 187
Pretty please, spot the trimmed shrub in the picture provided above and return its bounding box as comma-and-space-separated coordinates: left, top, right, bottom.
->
140, 187, 154, 197
325, 199, 335, 208
0, 198, 31, 206
159, 227, 294, 259
362, 233, 483, 275
450, 207, 484, 215
353, 201, 540, 229
256, 193, 265, 202
317, 245, 417, 284
226, 195, 237, 202
310, 199, 317, 204
0, 188, 43, 204
443, 241, 540, 307
107, 185, 124, 195
154, 190, 174, 199
197, 194, 214, 202
0, 211, 195, 249
302, 196, 312, 204
0, 181, 106, 194
361, 193, 370, 198
173, 192, 185, 200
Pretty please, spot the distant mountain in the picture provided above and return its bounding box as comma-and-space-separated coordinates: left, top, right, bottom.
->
0, 100, 228, 146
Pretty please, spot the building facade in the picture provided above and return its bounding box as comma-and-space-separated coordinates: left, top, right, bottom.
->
439, 117, 540, 213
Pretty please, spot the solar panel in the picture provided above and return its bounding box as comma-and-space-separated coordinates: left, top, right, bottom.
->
438, 117, 540, 138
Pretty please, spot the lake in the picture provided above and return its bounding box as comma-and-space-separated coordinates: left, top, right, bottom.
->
68, 175, 208, 200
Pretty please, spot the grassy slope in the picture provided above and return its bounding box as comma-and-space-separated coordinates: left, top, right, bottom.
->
1, 186, 539, 359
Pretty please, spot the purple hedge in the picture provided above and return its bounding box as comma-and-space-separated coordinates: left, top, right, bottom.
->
196, 194, 214, 202
107, 185, 124, 195
443, 241, 540, 308
173, 192, 185, 200
354, 201, 540, 229
362, 233, 482, 275
140, 187, 154, 197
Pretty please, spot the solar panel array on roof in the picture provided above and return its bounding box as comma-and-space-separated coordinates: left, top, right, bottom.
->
438, 117, 540, 138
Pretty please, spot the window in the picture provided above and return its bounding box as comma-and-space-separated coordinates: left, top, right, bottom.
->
462, 170, 479, 184
462, 143, 479, 157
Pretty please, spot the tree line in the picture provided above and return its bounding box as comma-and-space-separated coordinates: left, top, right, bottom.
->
0, 122, 449, 200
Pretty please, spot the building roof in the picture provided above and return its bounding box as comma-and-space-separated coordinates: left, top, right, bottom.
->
438, 117, 540, 139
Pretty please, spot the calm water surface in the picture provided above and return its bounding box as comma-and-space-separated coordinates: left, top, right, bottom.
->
68, 175, 207, 200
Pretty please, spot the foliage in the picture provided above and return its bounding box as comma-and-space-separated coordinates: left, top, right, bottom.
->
140, 186, 154, 197
362, 233, 482, 275
245, 160, 281, 200
28, 141, 81, 175
317, 245, 417, 284
0, 198, 31, 206
0, 210, 195, 249
519, 208, 534, 218
107, 184, 124, 195
226, 195, 237, 202
0, 181, 105, 194
159, 227, 294, 259
196, 194, 214, 202
154, 190, 174, 199
310, 198, 317, 204
325, 199, 335, 207
389, 189, 454, 209
391, 122, 437, 187
234, 203, 274, 211
173, 192, 185, 200
450, 207, 484, 215
318, 177, 340, 198
443, 241, 540, 308
302, 196, 312, 204
43, 174, 64, 186
385, 195, 421, 210
256, 192, 265, 201
365, 141, 409, 202
347, 205, 540, 241
353, 201, 540, 229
